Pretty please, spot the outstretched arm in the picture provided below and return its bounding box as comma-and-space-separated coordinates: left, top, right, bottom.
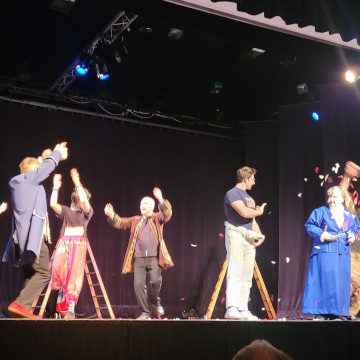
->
104, 203, 134, 230
71, 168, 90, 214
231, 200, 267, 219
50, 174, 62, 215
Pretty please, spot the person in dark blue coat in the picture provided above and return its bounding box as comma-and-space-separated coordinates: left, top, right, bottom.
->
2, 143, 68, 318
302, 186, 360, 319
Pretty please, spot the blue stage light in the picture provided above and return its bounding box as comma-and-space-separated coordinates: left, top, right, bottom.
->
75, 64, 88, 76
99, 73, 110, 81
312, 112, 320, 121
95, 62, 110, 81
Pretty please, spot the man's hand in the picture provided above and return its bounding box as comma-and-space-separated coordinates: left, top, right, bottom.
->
0, 202, 8, 214
153, 187, 164, 204
254, 235, 265, 247
104, 203, 114, 218
70, 168, 81, 187
53, 174, 62, 190
54, 142, 68, 161
256, 203, 267, 216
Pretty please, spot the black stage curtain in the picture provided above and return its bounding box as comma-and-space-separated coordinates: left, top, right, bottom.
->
0, 101, 244, 318
277, 102, 324, 319
244, 122, 279, 315
211, 0, 360, 44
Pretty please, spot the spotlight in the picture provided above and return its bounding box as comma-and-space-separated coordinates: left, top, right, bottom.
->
312, 112, 320, 121
75, 64, 88, 76
345, 69, 360, 83
95, 62, 110, 81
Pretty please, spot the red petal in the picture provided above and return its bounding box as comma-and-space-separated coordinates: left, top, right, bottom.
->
315, 167, 319, 173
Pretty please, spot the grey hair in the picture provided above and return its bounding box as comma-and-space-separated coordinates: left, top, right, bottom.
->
327, 186, 346, 199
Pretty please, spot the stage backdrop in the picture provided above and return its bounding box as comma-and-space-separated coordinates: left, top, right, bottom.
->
0, 100, 248, 319
245, 84, 360, 319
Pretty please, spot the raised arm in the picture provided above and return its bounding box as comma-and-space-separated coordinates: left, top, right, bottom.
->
70, 168, 90, 214
104, 203, 134, 230
28, 142, 68, 185
153, 187, 172, 223
50, 174, 62, 215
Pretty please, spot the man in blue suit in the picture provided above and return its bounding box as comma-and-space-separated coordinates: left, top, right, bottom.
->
2, 143, 68, 318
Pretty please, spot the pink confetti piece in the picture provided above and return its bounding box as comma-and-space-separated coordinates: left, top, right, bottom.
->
327, 176, 333, 183
221, 297, 225, 304
270, 294, 274, 301
180, 298, 185, 301
218, 233, 224, 239
350, 182, 355, 189
315, 167, 319, 173
315, 300, 318, 306
338, 175, 343, 179
267, 211, 272, 215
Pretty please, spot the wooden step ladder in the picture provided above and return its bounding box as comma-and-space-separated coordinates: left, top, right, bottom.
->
31, 240, 115, 319
204, 256, 276, 320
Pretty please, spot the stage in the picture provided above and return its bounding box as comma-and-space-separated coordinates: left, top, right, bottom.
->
0, 318, 359, 360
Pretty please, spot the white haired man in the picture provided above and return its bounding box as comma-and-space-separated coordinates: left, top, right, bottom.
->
104, 187, 173, 319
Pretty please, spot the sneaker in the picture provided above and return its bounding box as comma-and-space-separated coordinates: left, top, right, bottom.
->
238, 310, 259, 321
64, 311, 75, 320
224, 307, 242, 319
137, 312, 151, 320
155, 305, 164, 318
8, 301, 39, 319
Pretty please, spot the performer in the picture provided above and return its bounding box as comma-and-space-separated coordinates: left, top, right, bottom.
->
0, 202, 7, 215
2, 143, 68, 319
302, 186, 359, 319
224, 166, 266, 320
104, 187, 173, 319
339, 161, 360, 317
49, 169, 93, 319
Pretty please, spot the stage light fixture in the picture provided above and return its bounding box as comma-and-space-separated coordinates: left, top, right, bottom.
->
75, 64, 88, 76
95, 62, 110, 81
312, 112, 320, 121
345, 69, 360, 83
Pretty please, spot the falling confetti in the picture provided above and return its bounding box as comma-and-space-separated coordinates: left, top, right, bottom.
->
304, 178, 308, 182
319, 175, 324, 179
327, 176, 333, 183
180, 298, 185, 301
298, 193, 302, 198
271, 261, 276, 264
315, 167, 319, 173
277, 298, 281, 302
324, 174, 329, 181
350, 182, 355, 189
218, 233, 224, 239
190, 244, 197, 247
286, 257, 290, 263
261, 307, 265, 311
338, 175, 343, 179
221, 297, 225, 304
267, 211, 272, 215
270, 294, 274, 301
320, 181, 324, 187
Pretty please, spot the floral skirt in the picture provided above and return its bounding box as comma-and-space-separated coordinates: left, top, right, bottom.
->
51, 235, 87, 313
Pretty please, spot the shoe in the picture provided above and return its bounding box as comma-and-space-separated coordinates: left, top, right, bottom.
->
155, 305, 164, 318
137, 312, 151, 320
224, 307, 242, 319
8, 301, 39, 319
238, 310, 259, 321
64, 311, 75, 319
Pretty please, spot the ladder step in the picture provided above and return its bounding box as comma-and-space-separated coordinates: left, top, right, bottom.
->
86, 260, 92, 264
96, 306, 108, 310
94, 295, 104, 298
91, 283, 100, 286
87, 272, 96, 275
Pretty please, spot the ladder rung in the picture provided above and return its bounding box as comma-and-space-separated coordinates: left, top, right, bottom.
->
86, 260, 92, 264
87, 271, 96, 275
96, 306, 108, 310
91, 283, 100, 286
94, 295, 104, 298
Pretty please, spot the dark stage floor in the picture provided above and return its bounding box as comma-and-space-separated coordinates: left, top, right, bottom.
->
0, 318, 359, 360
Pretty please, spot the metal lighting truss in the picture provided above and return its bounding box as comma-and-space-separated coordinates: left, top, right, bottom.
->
50, 10, 138, 92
